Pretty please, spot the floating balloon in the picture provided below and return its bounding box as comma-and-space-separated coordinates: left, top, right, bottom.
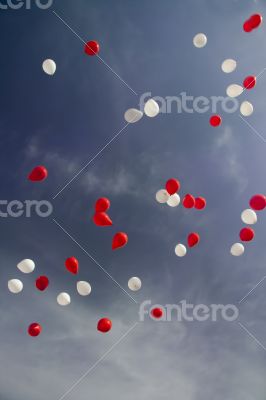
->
35, 276, 49, 291
243, 20, 253, 32
210, 114, 222, 127
221, 59, 237, 73
128, 277, 142, 291
124, 108, 143, 123
249, 194, 266, 211
95, 198, 110, 213
17, 259, 35, 274
175, 244, 187, 257
226, 84, 243, 98
65, 257, 79, 275
84, 40, 100, 56
182, 194, 195, 209
77, 281, 92, 296
231, 243, 245, 256
97, 318, 112, 333
243, 75, 256, 90
240, 101, 253, 117
93, 212, 113, 226
193, 33, 207, 48
42, 59, 56, 75
239, 227, 255, 242
195, 197, 206, 210
241, 209, 257, 225
187, 232, 200, 248
57, 292, 71, 306
150, 307, 163, 319
167, 193, 180, 207
28, 166, 48, 182
28, 323, 42, 337
156, 189, 170, 204
112, 232, 128, 250
249, 14, 263, 29
8, 279, 23, 294
144, 99, 160, 117
165, 178, 180, 195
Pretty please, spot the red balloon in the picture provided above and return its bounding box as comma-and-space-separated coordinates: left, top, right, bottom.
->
112, 232, 128, 250
239, 227, 255, 242
187, 232, 200, 248
151, 307, 163, 319
28, 166, 48, 182
249, 194, 266, 211
95, 197, 110, 213
243, 75, 256, 90
182, 194, 195, 209
65, 257, 79, 274
93, 212, 113, 226
249, 14, 263, 29
35, 276, 49, 291
243, 20, 253, 32
209, 115, 222, 127
165, 178, 180, 195
97, 318, 112, 333
84, 40, 100, 56
195, 197, 206, 210
28, 323, 42, 337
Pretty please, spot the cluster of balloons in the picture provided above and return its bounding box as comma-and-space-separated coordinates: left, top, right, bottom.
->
155, 179, 205, 257
57, 257, 92, 306
156, 178, 207, 211
124, 98, 160, 124
231, 194, 266, 256
28, 166, 48, 182
8, 257, 93, 336
175, 232, 200, 257
243, 14, 263, 33
93, 197, 128, 250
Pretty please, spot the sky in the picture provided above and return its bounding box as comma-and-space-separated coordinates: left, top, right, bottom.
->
0, 0, 266, 399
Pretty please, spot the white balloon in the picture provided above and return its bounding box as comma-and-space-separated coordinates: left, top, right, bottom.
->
193, 33, 207, 48
167, 193, 181, 207
241, 209, 257, 225
8, 279, 23, 294
230, 243, 245, 257
156, 189, 170, 204
77, 281, 92, 296
226, 84, 243, 98
128, 277, 142, 291
144, 99, 160, 117
175, 244, 187, 257
221, 59, 237, 73
124, 108, 143, 123
42, 59, 56, 76
17, 259, 35, 274
240, 101, 253, 117
57, 292, 71, 306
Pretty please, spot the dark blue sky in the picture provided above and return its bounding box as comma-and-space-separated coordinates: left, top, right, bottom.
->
0, 0, 266, 399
